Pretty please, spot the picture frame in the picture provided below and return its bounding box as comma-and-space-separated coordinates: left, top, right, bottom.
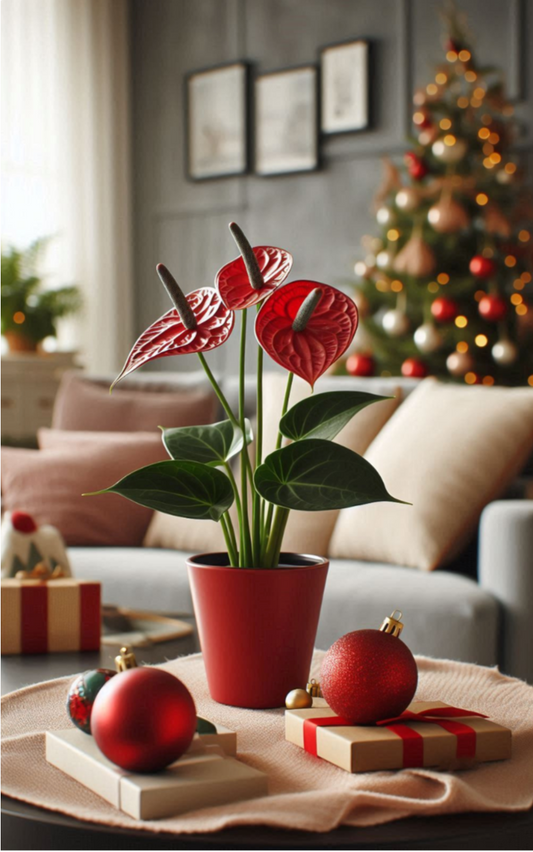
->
254, 65, 319, 177
185, 62, 249, 181
320, 40, 370, 135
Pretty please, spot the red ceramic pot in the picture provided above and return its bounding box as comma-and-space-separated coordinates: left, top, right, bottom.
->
187, 553, 329, 709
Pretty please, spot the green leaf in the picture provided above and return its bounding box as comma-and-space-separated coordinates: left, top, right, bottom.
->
196, 717, 217, 735
84, 460, 234, 521
161, 419, 253, 466
280, 391, 393, 442
254, 439, 406, 512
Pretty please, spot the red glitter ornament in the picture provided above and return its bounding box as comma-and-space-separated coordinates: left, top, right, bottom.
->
478, 294, 508, 322
431, 296, 459, 323
320, 612, 418, 725
91, 667, 196, 773
346, 353, 375, 377
469, 255, 496, 279
401, 357, 428, 378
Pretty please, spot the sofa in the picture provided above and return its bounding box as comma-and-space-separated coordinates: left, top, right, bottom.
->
45, 369, 533, 685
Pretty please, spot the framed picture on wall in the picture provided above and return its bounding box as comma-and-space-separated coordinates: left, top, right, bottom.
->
254, 65, 319, 177
320, 40, 369, 135
185, 62, 249, 180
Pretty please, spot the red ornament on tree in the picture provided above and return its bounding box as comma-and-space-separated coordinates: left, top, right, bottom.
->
469, 255, 497, 279
91, 667, 197, 773
320, 612, 418, 725
478, 294, 507, 322
10, 510, 38, 534
431, 296, 459, 323
346, 353, 375, 377
404, 151, 428, 181
401, 357, 428, 378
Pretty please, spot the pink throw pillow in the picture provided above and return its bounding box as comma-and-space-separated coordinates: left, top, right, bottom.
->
52, 372, 217, 432
1, 437, 168, 547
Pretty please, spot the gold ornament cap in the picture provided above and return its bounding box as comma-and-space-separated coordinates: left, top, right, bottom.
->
379, 610, 404, 638
306, 678, 322, 698
115, 646, 138, 672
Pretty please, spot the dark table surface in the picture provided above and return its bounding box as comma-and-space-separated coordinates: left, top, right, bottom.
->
2, 626, 532, 851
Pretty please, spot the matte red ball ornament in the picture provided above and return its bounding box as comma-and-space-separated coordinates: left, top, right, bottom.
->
404, 151, 428, 181
320, 612, 418, 725
430, 296, 459, 323
91, 667, 197, 772
401, 357, 428, 378
10, 511, 38, 534
469, 255, 496, 279
346, 353, 375, 377
478, 294, 507, 322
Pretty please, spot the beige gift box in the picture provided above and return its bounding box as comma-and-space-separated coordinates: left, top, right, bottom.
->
189, 723, 237, 757
46, 728, 267, 820
285, 699, 512, 773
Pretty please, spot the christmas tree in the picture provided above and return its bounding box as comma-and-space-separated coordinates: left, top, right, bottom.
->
343, 6, 533, 386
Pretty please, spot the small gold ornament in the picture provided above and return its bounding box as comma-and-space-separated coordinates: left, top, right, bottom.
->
306, 678, 322, 698
115, 646, 138, 672
285, 688, 313, 710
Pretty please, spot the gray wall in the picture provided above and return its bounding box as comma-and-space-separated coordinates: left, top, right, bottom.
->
130, 0, 532, 374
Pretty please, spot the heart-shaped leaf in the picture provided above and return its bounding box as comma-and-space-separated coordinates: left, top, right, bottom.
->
161, 419, 253, 466
255, 281, 358, 387
85, 460, 234, 521
113, 288, 234, 386
254, 439, 405, 511
216, 246, 293, 311
280, 392, 393, 442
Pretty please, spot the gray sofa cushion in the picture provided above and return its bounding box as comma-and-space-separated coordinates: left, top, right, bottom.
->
68, 548, 499, 668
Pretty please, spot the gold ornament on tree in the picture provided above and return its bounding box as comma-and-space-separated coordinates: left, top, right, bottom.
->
432, 137, 468, 164
393, 227, 437, 278
428, 186, 469, 233
374, 158, 402, 211
395, 187, 421, 212
446, 350, 474, 376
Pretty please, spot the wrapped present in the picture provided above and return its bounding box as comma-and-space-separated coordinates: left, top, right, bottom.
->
189, 723, 237, 757
1, 577, 100, 654
46, 728, 268, 820
285, 699, 512, 772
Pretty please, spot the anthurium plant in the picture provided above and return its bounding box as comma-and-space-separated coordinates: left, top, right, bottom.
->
88, 224, 405, 568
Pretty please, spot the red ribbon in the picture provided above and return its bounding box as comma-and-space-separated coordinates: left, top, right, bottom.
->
302, 705, 487, 767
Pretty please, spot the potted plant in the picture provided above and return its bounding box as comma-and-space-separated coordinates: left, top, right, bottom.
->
89, 224, 406, 708
1, 239, 81, 353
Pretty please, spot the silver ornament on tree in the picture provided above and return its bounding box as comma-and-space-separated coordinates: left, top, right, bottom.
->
395, 188, 420, 212
492, 340, 518, 366
413, 322, 443, 353
376, 206, 395, 225
376, 250, 394, 269
446, 350, 474, 377
383, 308, 410, 337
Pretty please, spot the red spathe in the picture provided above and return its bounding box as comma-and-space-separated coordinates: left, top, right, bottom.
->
91, 668, 196, 772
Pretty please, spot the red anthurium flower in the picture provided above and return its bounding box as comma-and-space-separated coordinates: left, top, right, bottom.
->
216, 246, 293, 311
255, 281, 358, 387
113, 286, 234, 386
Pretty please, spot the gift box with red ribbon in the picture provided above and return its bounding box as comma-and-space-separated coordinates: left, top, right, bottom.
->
1, 578, 101, 654
285, 699, 512, 772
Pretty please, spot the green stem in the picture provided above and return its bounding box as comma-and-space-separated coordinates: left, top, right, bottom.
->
252, 340, 264, 566
197, 352, 239, 428
223, 511, 238, 562
264, 506, 290, 569
239, 310, 253, 566
223, 461, 243, 544
263, 372, 294, 550
220, 514, 238, 566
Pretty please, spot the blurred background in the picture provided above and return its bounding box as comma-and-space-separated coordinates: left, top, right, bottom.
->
1, 0, 532, 434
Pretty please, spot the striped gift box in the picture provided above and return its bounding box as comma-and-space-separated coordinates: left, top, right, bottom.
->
1, 578, 101, 654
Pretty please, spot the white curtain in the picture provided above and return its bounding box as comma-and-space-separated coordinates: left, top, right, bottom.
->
1, 0, 133, 372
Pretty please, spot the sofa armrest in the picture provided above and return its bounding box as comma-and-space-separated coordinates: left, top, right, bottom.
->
478, 500, 533, 683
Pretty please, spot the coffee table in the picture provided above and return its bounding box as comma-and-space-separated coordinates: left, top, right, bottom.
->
2, 634, 532, 851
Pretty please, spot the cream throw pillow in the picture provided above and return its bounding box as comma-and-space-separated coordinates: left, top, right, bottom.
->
329, 378, 533, 571
261, 373, 402, 557
144, 374, 401, 557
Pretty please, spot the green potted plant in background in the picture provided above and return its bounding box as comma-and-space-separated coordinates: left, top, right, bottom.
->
1, 238, 82, 353
88, 223, 407, 709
